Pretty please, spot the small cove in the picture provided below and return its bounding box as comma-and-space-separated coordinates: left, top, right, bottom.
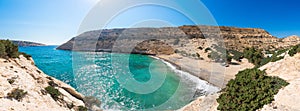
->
19, 46, 219, 110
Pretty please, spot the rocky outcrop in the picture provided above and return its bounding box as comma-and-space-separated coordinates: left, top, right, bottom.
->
133, 39, 175, 55
259, 53, 300, 111
180, 93, 219, 111
0, 55, 87, 111
182, 52, 300, 111
57, 25, 300, 54
10, 40, 46, 47
280, 35, 300, 48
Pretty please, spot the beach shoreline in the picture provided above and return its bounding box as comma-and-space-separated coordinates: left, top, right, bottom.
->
152, 54, 254, 88
150, 55, 221, 91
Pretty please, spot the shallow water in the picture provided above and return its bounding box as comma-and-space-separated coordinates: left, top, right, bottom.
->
19, 46, 218, 110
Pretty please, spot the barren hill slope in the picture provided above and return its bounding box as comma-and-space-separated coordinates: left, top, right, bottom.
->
58, 25, 300, 54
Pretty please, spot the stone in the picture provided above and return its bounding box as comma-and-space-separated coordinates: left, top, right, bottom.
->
0, 56, 89, 111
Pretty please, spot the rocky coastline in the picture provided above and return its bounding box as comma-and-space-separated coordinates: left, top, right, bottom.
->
0, 55, 88, 111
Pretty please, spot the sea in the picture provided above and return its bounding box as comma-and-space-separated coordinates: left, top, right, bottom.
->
19, 46, 219, 110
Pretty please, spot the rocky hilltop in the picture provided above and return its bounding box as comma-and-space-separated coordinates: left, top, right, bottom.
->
57, 25, 300, 54
0, 55, 87, 111
11, 40, 45, 47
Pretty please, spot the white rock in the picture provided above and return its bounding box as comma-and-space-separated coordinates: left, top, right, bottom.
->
0, 55, 87, 111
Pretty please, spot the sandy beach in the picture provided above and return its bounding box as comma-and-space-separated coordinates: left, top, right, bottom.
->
157, 54, 254, 88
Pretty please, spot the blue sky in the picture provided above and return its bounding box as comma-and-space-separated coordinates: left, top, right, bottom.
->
0, 0, 299, 45
0, 0, 98, 45
201, 0, 300, 38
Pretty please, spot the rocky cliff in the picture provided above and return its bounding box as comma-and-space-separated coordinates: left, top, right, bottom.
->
57, 25, 300, 54
0, 55, 87, 111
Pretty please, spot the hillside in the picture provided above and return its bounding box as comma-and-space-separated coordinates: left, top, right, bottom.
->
11, 40, 45, 47
259, 53, 300, 110
0, 41, 93, 111
0, 55, 87, 111
181, 52, 300, 111
57, 25, 300, 54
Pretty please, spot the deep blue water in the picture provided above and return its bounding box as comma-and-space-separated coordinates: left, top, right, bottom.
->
19, 46, 215, 110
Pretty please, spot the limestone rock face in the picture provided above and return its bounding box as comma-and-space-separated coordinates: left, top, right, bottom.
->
57, 25, 300, 54
280, 35, 300, 48
0, 56, 86, 111
282, 35, 300, 42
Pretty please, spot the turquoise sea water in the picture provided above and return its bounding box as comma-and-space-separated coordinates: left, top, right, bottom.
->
19, 46, 217, 110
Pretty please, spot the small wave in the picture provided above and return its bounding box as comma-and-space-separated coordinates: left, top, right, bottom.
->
151, 56, 220, 94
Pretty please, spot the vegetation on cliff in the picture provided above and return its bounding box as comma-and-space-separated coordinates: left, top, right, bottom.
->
217, 68, 289, 111
260, 48, 288, 66
288, 44, 300, 56
0, 40, 31, 59
45, 86, 62, 101
243, 47, 264, 66
7, 88, 28, 101
206, 45, 232, 64
0, 40, 19, 58
242, 47, 288, 67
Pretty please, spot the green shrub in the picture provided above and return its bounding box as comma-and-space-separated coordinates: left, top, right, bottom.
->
77, 106, 88, 111
207, 49, 232, 64
0, 40, 32, 59
227, 55, 232, 63
208, 51, 220, 60
217, 68, 289, 111
45, 86, 61, 101
212, 44, 226, 53
228, 50, 244, 62
7, 88, 28, 101
270, 56, 284, 62
288, 44, 300, 56
0, 43, 6, 57
0, 40, 19, 58
260, 49, 287, 67
243, 47, 264, 66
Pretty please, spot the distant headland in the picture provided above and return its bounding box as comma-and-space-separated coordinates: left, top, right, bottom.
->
9, 40, 46, 47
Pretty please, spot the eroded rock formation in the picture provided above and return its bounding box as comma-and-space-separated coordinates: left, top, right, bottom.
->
57, 25, 300, 54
